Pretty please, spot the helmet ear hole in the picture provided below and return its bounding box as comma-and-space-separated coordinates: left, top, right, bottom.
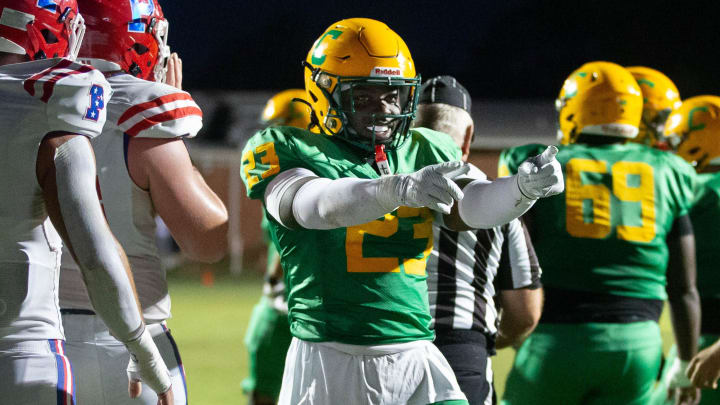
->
132, 43, 149, 55
41, 29, 58, 45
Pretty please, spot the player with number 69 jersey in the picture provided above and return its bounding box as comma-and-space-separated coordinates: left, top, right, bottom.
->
499, 61, 699, 405
58, 0, 228, 404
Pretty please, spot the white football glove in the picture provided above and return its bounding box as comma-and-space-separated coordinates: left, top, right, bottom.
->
517, 145, 565, 199
126, 327, 172, 397
377, 161, 470, 214
665, 358, 694, 389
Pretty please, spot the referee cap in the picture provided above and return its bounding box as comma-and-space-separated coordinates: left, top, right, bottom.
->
418, 75, 472, 113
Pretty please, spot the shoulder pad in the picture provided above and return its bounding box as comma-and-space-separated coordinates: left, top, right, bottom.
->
408, 127, 462, 163
23, 59, 111, 139
113, 77, 202, 139
241, 127, 306, 200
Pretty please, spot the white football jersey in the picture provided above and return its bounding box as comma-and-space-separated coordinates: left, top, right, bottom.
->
60, 74, 202, 323
0, 58, 110, 341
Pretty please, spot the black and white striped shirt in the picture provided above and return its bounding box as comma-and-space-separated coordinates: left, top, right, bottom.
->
427, 217, 541, 337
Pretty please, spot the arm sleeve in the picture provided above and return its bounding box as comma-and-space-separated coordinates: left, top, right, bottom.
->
264, 167, 397, 230
45, 66, 111, 139
458, 175, 535, 229
54, 137, 143, 343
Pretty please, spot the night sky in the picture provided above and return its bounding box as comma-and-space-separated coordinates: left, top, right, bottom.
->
162, 1, 720, 100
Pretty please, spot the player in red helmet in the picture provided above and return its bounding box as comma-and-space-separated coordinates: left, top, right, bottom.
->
0, 0, 173, 403
76, 0, 169, 82
0, 0, 85, 60
59, 0, 228, 403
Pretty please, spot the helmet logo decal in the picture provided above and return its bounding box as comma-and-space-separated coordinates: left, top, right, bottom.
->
128, 0, 154, 33
688, 106, 709, 132
636, 78, 655, 88
311, 29, 342, 65
36, 0, 59, 13
370, 67, 401, 77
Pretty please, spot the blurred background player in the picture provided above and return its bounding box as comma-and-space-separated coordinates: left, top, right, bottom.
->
654, 95, 720, 403
415, 75, 543, 405
241, 88, 311, 405
499, 61, 700, 405
58, 0, 228, 403
242, 17, 563, 404
626, 66, 682, 149
0, 0, 174, 403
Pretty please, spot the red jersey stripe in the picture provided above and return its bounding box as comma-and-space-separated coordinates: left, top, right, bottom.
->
23, 59, 74, 96
118, 93, 195, 125
40, 65, 94, 103
125, 106, 203, 137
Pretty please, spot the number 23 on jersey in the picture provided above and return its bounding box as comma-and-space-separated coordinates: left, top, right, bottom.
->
565, 158, 655, 243
243, 141, 280, 189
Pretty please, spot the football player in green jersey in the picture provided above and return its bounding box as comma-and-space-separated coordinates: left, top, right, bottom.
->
655, 95, 720, 404
242, 89, 312, 405
240, 18, 564, 405
499, 61, 700, 405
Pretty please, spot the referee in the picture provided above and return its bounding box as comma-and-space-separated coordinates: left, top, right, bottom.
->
414, 76, 544, 405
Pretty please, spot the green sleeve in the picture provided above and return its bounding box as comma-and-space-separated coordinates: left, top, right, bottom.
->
666, 154, 698, 217
241, 127, 305, 200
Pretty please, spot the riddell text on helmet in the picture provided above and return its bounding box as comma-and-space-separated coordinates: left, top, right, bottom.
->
371, 67, 401, 77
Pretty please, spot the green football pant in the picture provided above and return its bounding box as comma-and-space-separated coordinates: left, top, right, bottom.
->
651, 334, 720, 405
501, 322, 663, 405
241, 296, 292, 400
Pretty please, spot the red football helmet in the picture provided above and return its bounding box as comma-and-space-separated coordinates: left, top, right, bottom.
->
77, 0, 170, 82
0, 0, 85, 60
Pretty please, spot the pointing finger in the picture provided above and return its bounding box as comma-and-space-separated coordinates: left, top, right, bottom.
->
537, 145, 559, 166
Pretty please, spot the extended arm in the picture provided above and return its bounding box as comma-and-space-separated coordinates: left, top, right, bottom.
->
128, 137, 228, 263
267, 146, 562, 231
37, 134, 172, 401
445, 146, 564, 230
265, 161, 468, 229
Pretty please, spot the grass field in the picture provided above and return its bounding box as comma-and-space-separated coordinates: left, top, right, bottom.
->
166, 266, 677, 404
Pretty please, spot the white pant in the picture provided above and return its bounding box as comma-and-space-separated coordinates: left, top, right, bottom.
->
0, 339, 75, 405
62, 313, 188, 404
278, 338, 467, 405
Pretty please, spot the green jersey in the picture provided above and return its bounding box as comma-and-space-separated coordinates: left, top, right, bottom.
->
690, 172, 720, 300
241, 126, 461, 344
498, 143, 696, 300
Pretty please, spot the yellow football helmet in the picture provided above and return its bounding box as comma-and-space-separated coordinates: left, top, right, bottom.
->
626, 66, 681, 148
664, 95, 720, 171
555, 61, 643, 145
303, 18, 420, 151
260, 89, 313, 130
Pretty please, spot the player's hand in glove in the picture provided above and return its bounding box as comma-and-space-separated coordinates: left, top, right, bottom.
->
126, 327, 174, 405
377, 161, 470, 214
517, 145, 564, 199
